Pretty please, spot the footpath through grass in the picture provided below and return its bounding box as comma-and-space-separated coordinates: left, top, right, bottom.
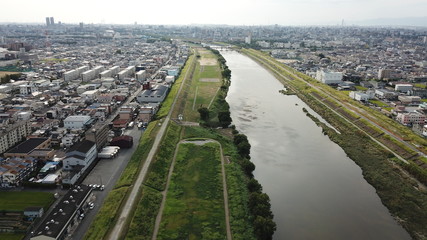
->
157, 142, 226, 240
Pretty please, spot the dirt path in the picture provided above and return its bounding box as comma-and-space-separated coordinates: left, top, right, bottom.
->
152, 139, 232, 240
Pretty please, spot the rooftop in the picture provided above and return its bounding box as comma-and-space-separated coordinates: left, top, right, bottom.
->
31, 185, 92, 239
67, 140, 95, 155
6, 138, 49, 154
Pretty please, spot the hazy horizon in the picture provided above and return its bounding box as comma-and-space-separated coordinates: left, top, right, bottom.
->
1, 0, 427, 27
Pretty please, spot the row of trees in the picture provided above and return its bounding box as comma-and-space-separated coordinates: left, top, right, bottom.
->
233, 132, 276, 240
199, 48, 276, 239
0, 73, 21, 84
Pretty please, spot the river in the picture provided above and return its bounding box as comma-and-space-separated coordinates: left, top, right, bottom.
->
222, 50, 411, 240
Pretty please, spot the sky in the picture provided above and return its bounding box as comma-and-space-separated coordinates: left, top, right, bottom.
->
1, 0, 427, 26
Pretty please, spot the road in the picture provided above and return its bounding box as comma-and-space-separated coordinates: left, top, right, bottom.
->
71, 126, 144, 240
71, 58, 171, 240
151, 139, 232, 240
107, 52, 195, 240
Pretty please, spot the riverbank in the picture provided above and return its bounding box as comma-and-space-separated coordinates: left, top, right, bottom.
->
241, 48, 427, 240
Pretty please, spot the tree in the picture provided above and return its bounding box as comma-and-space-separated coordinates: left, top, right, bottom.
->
198, 107, 210, 121
241, 159, 255, 176
233, 134, 248, 145
253, 216, 276, 240
218, 111, 232, 128
247, 178, 263, 192
237, 141, 251, 158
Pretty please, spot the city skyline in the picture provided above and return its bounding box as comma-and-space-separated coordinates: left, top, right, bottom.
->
1, 0, 427, 26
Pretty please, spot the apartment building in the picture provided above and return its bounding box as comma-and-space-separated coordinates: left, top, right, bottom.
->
0, 120, 32, 154
396, 112, 426, 125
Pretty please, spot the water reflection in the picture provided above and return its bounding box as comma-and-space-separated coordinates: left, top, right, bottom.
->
223, 51, 410, 240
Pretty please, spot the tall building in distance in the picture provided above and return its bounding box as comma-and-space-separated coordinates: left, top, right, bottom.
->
50, 17, 55, 26
45, 17, 50, 26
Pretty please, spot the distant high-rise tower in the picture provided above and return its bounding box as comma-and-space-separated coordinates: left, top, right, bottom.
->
50, 17, 55, 25
79, 22, 84, 28
46, 17, 50, 26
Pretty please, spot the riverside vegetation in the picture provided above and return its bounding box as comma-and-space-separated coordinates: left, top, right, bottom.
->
242, 48, 427, 240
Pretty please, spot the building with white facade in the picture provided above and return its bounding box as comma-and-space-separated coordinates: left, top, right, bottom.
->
64, 115, 92, 129
396, 112, 426, 125
19, 83, 38, 95
63, 140, 97, 172
349, 91, 373, 101
118, 66, 135, 80
316, 70, 343, 84
136, 70, 147, 82
395, 84, 413, 93
0, 120, 32, 154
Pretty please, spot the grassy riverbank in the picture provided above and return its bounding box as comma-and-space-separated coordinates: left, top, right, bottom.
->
157, 142, 226, 240
242, 48, 427, 240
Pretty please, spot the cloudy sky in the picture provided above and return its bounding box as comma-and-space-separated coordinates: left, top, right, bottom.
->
1, 0, 427, 26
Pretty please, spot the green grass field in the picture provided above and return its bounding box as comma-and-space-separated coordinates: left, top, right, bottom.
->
355, 85, 368, 91
157, 142, 226, 240
181, 48, 223, 122
369, 99, 389, 107
0, 192, 54, 211
0, 233, 24, 240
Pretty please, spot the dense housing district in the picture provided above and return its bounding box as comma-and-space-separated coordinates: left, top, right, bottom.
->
0, 23, 189, 239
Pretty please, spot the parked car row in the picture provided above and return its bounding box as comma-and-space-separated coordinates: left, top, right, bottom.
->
97, 146, 120, 159
88, 184, 104, 191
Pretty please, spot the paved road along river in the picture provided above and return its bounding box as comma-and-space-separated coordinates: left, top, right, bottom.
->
222, 50, 410, 240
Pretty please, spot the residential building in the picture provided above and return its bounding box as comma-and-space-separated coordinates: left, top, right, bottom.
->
62, 140, 97, 178
395, 84, 413, 92
0, 120, 32, 154
316, 70, 343, 84
398, 96, 421, 105
85, 123, 109, 150
63, 115, 92, 129
4, 138, 53, 160
136, 85, 169, 103
397, 112, 426, 125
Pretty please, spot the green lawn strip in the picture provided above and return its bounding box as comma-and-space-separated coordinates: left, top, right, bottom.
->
144, 122, 182, 191
157, 143, 226, 240
83, 187, 129, 240
355, 86, 368, 91
115, 120, 159, 188
0, 233, 25, 240
0, 192, 54, 212
369, 99, 389, 107
199, 65, 221, 79
125, 186, 163, 240
157, 54, 194, 119
182, 126, 256, 239
170, 47, 224, 124
414, 83, 426, 89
